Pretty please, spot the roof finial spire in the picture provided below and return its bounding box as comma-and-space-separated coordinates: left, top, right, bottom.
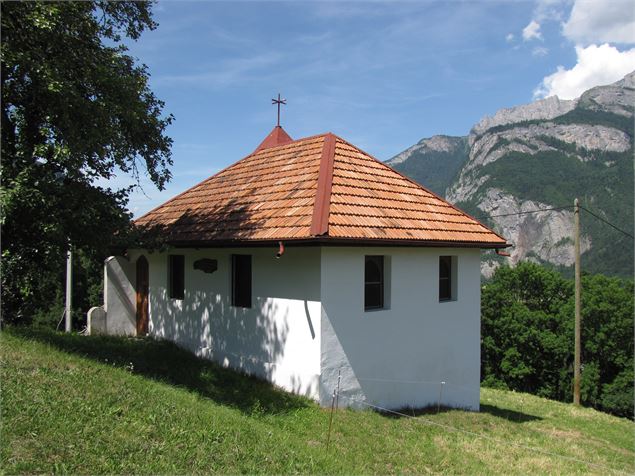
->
271, 93, 287, 127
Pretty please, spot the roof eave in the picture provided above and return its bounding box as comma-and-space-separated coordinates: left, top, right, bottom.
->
140, 236, 510, 250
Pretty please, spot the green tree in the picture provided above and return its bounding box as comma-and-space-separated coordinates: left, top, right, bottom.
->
481, 262, 633, 418
481, 263, 572, 399
578, 274, 634, 417
1, 1, 173, 323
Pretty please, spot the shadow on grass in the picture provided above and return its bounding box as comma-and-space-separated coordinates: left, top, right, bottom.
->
10, 327, 311, 416
372, 403, 541, 423
479, 404, 541, 423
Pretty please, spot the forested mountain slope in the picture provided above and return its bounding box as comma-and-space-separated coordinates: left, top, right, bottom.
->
388, 72, 634, 277
386, 135, 468, 196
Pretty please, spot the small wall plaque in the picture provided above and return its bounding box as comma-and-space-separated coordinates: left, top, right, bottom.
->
193, 259, 218, 274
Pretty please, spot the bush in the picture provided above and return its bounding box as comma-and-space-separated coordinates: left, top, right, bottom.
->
482, 262, 634, 418
601, 369, 635, 418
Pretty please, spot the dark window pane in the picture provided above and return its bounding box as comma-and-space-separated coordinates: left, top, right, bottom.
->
439, 256, 451, 279
365, 283, 383, 309
365, 255, 384, 310
439, 278, 451, 301
365, 255, 383, 283
169, 255, 185, 300
439, 256, 452, 301
232, 255, 252, 308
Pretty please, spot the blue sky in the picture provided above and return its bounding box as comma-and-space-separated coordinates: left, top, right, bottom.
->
117, 0, 635, 216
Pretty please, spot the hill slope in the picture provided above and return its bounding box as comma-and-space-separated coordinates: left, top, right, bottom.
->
2, 329, 634, 474
388, 72, 634, 278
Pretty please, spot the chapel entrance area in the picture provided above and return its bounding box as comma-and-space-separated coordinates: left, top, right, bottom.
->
136, 256, 149, 336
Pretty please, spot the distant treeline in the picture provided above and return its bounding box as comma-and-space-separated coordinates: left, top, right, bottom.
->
481, 262, 634, 419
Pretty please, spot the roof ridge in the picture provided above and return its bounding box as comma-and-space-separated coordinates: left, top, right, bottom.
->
310, 133, 337, 236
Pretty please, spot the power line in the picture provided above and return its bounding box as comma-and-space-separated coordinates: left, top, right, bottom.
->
580, 206, 634, 239
476, 205, 634, 240
476, 206, 573, 220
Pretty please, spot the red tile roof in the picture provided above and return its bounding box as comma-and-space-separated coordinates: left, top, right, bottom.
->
254, 125, 293, 152
135, 127, 507, 248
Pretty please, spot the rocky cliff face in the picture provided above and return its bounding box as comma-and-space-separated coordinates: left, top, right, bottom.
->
387, 72, 634, 278
471, 96, 577, 136
389, 135, 465, 165
577, 72, 635, 117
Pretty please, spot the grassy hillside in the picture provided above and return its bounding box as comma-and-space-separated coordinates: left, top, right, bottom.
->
2, 328, 634, 474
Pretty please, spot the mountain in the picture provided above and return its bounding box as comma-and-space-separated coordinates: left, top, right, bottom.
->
386, 135, 468, 196
387, 72, 634, 278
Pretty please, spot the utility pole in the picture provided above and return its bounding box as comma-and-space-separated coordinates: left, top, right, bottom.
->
65, 246, 72, 333
573, 198, 581, 405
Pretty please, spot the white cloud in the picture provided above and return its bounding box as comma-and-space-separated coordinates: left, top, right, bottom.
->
532, 46, 549, 57
533, 0, 567, 23
533, 43, 635, 99
523, 20, 543, 41
506, 33, 515, 43
563, 0, 635, 45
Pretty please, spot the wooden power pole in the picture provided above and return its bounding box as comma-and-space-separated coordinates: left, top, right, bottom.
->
573, 198, 581, 405
65, 247, 72, 333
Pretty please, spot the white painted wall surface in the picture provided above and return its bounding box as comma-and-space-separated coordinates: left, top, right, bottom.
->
127, 247, 322, 399
320, 247, 482, 411
104, 256, 136, 336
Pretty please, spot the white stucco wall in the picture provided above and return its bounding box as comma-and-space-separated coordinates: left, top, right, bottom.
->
320, 247, 482, 411
105, 245, 483, 409
103, 256, 136, 336
127, 247, 322, 399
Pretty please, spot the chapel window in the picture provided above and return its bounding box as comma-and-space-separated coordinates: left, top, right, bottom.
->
365, 255, 384, 310
439, 255, 457, 302
232, 254, 252, 308
168, 254, 185, 300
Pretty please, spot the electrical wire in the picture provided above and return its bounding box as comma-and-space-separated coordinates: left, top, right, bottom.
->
336, 393, 626, 474
476, 205, 573, 220
580, 206, 634, 239
476, 204, 633, 240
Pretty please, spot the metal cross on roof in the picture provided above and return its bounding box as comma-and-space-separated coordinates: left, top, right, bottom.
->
272, 93, 287, 127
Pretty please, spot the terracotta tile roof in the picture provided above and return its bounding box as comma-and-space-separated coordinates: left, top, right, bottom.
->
254, 125, 293, 152
135, 127, 507, 248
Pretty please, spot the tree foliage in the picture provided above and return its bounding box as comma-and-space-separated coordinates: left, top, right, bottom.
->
482, 262, 634, 418
1, 1, 173, 323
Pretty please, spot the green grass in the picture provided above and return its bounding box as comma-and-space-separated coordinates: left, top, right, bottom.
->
2, 328, 634, 474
